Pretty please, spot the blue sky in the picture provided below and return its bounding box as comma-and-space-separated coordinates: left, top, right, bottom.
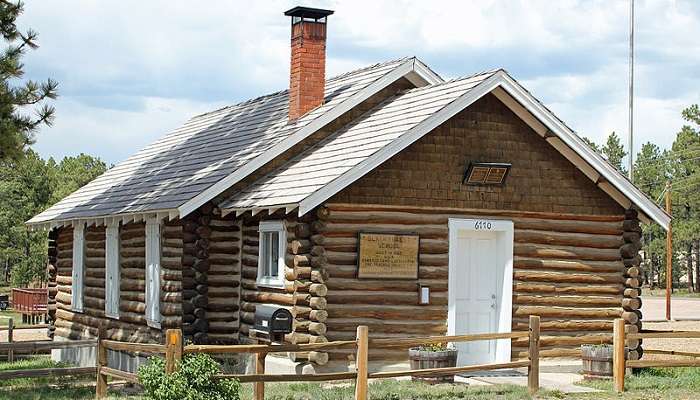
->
20, 0, 700, 165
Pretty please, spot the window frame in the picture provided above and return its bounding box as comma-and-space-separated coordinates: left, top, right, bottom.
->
145, 218, 162, 329
104, 222, 120, 319
256, 220, 287, 289
71, 223, 85, 313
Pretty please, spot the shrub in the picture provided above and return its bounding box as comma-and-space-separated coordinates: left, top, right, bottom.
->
137, 353, 240, 400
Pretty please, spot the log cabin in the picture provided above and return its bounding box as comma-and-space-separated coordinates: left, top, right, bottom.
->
28, 6, 669, 371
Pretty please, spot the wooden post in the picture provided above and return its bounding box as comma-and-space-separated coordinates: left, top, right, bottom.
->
666, 181, 673, 321
165, 329, 182, 374
253, 352, 266, 400
354, 325, 369, 400
96, 326, 108, 399
7, 318, 13, 363
527, 315, 540, 395
613, 318, 626, 393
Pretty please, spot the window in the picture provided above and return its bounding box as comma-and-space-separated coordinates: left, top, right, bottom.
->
145, 218, 161, 328
105, 222, 120, 319
71, 223, 85, 313
257, 221, 286, 288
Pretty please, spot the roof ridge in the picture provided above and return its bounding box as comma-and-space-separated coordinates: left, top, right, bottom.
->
398, 68, 503, 94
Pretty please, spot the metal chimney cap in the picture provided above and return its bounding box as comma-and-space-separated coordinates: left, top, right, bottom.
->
284, 6, 334, 20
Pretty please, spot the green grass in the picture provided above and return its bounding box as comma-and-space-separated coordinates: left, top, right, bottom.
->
574, 367, 700, 399
244, 380, 535, 400
0, 309, 27, 327
2, 361, 700, 400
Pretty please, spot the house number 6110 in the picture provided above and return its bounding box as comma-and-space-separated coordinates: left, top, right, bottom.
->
474, 220, 493, 230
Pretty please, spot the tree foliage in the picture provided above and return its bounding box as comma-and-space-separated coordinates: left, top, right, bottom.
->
0, 149, 106, 286
586, 105, 700, 290
0, 0, 58, 162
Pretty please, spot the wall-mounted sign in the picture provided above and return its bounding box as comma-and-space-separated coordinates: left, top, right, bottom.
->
357, 232, 419, 279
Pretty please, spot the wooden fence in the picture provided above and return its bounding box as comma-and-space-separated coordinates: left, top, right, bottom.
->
0, 318, 50, 361
0, 333, 96, 379
613, 318, 700, 392
95, 316, 541, 400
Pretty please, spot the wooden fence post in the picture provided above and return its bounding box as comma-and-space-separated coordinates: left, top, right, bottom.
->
528, 315, 540, 395
354, 325, 369, 400
613, 318, 626, 393
165, 329, 182, 374
96, 327, 107, 399
253, 352, 266, 400
7, 318, 13, 363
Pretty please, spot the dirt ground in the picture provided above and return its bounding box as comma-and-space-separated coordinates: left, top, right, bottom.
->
0, 327, 49, 342
642, 320, 700, 360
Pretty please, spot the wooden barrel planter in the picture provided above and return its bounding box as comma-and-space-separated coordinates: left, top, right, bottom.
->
581, 344, 627, 380
408, 347, 458, 383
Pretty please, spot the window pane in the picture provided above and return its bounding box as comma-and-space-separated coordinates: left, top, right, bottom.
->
270, 231, 279, 277
261, 231, 280, 279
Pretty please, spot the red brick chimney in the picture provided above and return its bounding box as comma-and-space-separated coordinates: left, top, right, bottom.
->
284, 6, 334, 121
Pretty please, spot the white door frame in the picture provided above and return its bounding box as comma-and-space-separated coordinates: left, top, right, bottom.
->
447, 218, 514, 363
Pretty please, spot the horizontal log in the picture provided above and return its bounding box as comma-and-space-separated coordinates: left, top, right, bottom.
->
511, 319, 613, 332
320, 204, 624, 223
288, 351, 329, 365
514, 270, 625, 285
326, 278, 447, 292
326, 304, 446, 320
326, 290, 447, 306
515, 229, 622, 249
513, 294, 623, 308
513, 281, 624, 296
515, 243, 621, 261
513, 305, 624, 320
326, 318, 446, 334
514, 257, 624, 273
293, 320, 327, 335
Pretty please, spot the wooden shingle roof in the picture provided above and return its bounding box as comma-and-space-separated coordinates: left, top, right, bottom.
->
28, 57, 442, 227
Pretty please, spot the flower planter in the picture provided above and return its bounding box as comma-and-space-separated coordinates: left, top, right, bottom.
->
408, 347, 458, 383
581, 344, 627, 380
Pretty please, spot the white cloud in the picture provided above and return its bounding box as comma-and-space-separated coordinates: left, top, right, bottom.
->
16, 0, 700, 166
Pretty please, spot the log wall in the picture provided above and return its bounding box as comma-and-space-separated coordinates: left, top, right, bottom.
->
206, 208, 241, 343
238, 214, 329, 365
52, 221, 183, 343
313, 204, 638, 361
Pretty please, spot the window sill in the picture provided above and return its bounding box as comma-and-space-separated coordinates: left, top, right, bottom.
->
256, 279, 285, 290
146, 319, 162, 329
105, 314, 119, 320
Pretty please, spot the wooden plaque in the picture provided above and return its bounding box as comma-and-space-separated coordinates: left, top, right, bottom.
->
357, 232, 419, 279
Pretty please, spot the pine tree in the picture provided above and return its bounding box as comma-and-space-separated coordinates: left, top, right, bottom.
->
0, 1, 58, 162
602, 131, 628, 175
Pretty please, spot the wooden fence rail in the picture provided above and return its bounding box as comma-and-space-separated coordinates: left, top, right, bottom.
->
613, 317, 700, 392
94, 316, 540, 400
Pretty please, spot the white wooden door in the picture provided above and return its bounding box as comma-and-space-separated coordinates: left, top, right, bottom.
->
453, 230, 500, 365
448, 218, 514, 366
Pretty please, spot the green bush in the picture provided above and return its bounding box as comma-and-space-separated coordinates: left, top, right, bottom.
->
137, 353, 240, 400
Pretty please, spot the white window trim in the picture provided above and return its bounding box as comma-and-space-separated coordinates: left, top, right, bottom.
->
71, 223, 85, 313
105, 222, 120, 319
145, 218, 162, 329
257, 220, 287, 289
